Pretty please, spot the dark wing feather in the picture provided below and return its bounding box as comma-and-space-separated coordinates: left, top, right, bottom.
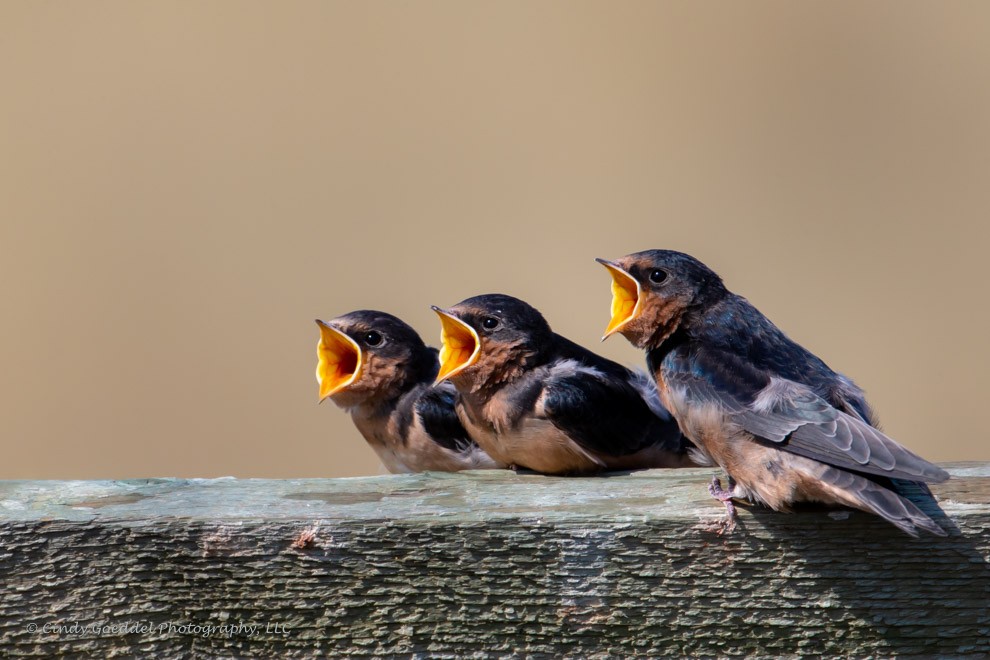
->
542, 370, 680, 457
816, 465, 945, 536
662, 346, 948, 483
415, 383, 477, 453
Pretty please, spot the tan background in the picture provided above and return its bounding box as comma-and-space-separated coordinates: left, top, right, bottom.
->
2, 2, 987, 479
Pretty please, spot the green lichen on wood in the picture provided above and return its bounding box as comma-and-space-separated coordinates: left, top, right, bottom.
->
1, 465, 988, 657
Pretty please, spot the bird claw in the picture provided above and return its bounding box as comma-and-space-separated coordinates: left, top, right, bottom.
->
708, 476, 738, 534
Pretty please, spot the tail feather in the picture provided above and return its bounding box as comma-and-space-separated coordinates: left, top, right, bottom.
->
819, 466, 946, 537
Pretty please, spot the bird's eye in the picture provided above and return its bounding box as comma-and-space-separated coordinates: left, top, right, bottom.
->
481, 317, 500, 330
363, 331, 383, 346
649, 269, 668, 284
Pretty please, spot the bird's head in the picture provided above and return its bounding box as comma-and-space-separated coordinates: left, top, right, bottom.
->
596, 250, 725, 349
431, 294, 552, 392
315, 310, 434, 408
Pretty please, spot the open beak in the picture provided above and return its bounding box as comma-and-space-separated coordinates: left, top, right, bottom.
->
315, 320, 363, 401
595, 258, 642, 340
431, 307, 481, 383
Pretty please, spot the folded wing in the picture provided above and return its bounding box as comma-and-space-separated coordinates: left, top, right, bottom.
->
662, 346, 948, 483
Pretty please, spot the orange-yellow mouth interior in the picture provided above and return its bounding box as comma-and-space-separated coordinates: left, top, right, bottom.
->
433, 309, 480, 382
315, 321, 363, 401
598, 261, 642, 339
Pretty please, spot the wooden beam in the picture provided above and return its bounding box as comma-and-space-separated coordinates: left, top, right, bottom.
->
1, 464, 988, 656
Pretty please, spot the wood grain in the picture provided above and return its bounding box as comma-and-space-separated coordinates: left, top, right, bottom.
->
1, 465, 988, 657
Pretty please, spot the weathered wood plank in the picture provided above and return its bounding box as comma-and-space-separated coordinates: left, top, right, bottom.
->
1, 464, 988, 657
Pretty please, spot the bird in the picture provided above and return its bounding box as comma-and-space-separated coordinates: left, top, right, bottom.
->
596, 249, 949, 536
315, 310, 504, 473
430, 294, 696, 475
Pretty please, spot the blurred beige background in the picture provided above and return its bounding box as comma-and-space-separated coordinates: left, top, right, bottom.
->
2, 2, 987, 479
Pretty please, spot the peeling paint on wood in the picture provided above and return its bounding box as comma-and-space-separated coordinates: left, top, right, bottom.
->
1, 464, 988, 657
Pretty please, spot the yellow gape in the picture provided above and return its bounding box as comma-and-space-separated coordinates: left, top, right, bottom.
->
432, 309, 481, 383
315, 321, 363, 401
597, 259, 642, 339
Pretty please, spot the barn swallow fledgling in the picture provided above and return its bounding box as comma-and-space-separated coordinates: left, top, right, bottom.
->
316, 311, 504, 473
597, 250, 949, 536
430, 294, 696, 475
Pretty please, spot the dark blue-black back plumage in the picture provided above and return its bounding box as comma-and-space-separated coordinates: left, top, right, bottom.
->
688, 293, 875, 424
541, 354, 685, 457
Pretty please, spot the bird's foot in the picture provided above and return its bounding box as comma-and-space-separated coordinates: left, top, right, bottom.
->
708, 476, 738, 534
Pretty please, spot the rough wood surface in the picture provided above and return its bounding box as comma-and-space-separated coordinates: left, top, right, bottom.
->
1, 464, 988, 657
